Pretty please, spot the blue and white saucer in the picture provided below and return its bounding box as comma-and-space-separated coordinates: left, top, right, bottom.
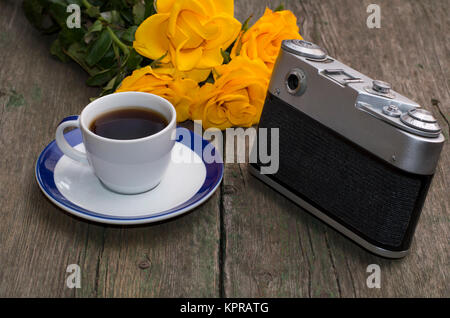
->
36, 127, 223, 225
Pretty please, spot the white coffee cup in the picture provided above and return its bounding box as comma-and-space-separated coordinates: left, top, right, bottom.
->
55, 92, 176, 194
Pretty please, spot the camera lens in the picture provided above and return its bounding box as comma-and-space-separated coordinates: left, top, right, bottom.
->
287, 74, 300, 91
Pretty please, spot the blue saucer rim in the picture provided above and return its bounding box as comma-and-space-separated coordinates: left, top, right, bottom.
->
35, 127, 223, 223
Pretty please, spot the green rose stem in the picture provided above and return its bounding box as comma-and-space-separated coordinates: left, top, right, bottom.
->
82, 0, 92, 9
82, 0, 131, 88
83, 0, 131, 55
106, 26, 130, 55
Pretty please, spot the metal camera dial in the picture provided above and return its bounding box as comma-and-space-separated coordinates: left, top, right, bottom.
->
400, 108, 441, 133
282, 39, 328, 60
285, 68, 307, 96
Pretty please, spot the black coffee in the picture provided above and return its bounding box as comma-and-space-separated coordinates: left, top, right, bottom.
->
89, 107, 168, 140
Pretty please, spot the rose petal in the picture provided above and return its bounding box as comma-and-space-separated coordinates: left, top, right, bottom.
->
213, 0, 234, 16
172, 40, 204, 71
196, 48, 223, 69
156, 0, 175, 13
134, 13, 171, 61
180, 11, 218, 40
203, 14, 241, 50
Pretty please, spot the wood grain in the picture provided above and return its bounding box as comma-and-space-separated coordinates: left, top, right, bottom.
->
225, 0, 450, 297
0, 0, 220, 297
0, 0, 448, 298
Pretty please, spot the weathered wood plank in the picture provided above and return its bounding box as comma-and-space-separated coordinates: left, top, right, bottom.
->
0, 0, 448, 298
0, 1, 220, 297
74, 201, 221, 297
0, 0, 99, 297
225, 0, 449, 297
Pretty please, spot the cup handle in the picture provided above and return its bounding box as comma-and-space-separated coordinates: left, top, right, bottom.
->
55, 115, 88, 164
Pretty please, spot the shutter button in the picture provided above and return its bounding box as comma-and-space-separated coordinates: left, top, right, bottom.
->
400, 108, 441, 133
365, 80, 395, 99
373, 80, 391, 94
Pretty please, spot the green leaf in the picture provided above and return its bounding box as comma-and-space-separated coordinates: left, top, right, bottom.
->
121, 26, 137, 44
144, 0, 156, 19
150, 52, 168, 68
111, 10, 126, 26
86, 6, 101, 18
120, 10, 134, 25
48, 1, 70, 27
86, 69, 117, 86
133, 2, 146, 25
126, 49, 143, 71
198, 72, 214, 87
112, 42, 120, 62
50, 38, 69, 62
212, 68, 220, 80
274, 4, 285, 12
97, 47, 116, 69
100, 70, 126, 96
99, 75, 119, 97
104, 75, 118, 91
221, 48, 231, 64
231, 15, 253, 57
65, 42, 99, 76
101, 10, 124, 26
59, 25, 85, 47
113, 70, 127, 90
66, 0, 83, 5
49, 0, 68, 4
23, 0, 60, 34
23, 0, 45, 30
84, 20, 103, 44
241, 15, 253, 32
24, 0, 158, 99
100, 11, 112, 23
106, 26, 130, 55
85, 29, 113, 67
86, 19, 103, 35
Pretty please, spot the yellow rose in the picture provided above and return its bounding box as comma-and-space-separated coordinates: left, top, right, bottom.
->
133, 0, 242, 80
116, 66, 199, 122
191, 56, 270, 130
231, 8, 303, 70
150, 62, 213, 82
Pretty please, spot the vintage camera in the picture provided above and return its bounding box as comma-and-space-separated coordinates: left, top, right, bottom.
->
250, 40, 445, 258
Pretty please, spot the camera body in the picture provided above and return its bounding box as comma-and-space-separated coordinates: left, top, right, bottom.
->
250, 40, 445, 258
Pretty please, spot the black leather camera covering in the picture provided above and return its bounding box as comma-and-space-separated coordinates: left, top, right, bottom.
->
253, 93, 433, 251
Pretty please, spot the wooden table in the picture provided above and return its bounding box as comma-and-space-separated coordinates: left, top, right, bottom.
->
0, 0, 448, 297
